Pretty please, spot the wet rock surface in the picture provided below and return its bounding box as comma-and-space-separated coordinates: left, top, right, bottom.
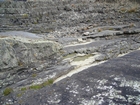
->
0, 0, 140, 105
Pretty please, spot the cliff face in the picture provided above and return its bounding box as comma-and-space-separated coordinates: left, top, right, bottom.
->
0, 31, 62, 88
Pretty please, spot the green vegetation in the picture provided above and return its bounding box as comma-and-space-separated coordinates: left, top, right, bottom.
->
32, 73, 37, 78
17, 92, 24, 98
19, 79, 54, 91
46, 29, 54, 33
47, 79, 54, 84
21, 87, 27, 91
29, 84, 42, 90
73, 54, 92, 61
119, 7, 127, 13
22, 14, 28, 18
33, 21, 38, 24
29, 79, 54, 90
60, 49, 65, 54
97, 28, 102, 32
108, 28, 114, 30
129, 23, 135, 27
64, 53, 77, 59
0, 36, 7, 38
119, 7, 138, 13
3, 87, 13, 96
18, 61, 23, 66
127, 7, 137, 13
114, 0, 140, 13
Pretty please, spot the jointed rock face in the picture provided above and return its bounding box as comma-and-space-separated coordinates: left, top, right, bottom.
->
0, 0, 140, 105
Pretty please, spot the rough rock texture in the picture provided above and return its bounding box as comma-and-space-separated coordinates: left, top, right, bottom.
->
0, 35, 61, 70
1, 50, 140, 105
0, 0, 140, 105
0, 32, 62, 89
0, 0, 97, 33
1, 0, 139, 33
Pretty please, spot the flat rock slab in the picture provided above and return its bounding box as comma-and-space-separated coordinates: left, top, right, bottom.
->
2, 50, 140, 105
0, 31, 41, 39
64, 39, 119, 53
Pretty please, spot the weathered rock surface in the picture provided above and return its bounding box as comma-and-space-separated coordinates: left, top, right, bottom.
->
0, 31, 62, 88
0, 0, 140, 105
1, 50, 140, 105
0, 0, 139, 33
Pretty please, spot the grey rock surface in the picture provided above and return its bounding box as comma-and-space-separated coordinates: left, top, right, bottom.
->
0, 0, 139, 33
0, 31, 41, 38
0, 0, 140, 105
1, 50, 140, 105
0, 34, 62, 88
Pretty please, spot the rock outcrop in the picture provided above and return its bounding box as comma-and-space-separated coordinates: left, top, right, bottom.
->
0, 0, 140, 105
0, 0, 97, 33
0, 31, 62, 88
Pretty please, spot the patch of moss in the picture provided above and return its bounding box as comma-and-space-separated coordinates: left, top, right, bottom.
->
29, 79, 54, 90
0, 36, 7, 38
21, 87, 27, 91
86, 19, 91, 22
3, 87, 13, 96
64, 53, 77, 59
46, 29, 54, 33
29, 84, 42, 90
127, 8, 137, 13
73, 54, 92, 61
32, 73, 37, 78
119, 8, 127, 13
97, 28, 102, 32
60, 49, 65, 54
22, 14, 28, 18
17, 93, 22, 97
33, 21, 38, 24
17, 92, 24, 97
47, 79, 54, 84
129, 23, 135, 27
18, 61, 23, 66
108, 28, 114, 30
